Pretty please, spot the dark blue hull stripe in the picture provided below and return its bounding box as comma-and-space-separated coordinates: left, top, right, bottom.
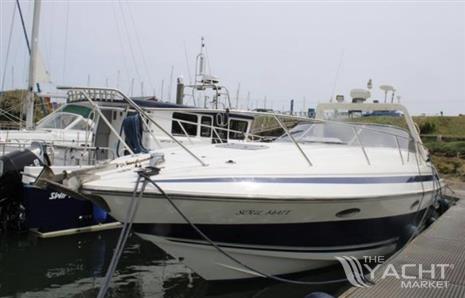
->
164, 238, 398, 253
133, 209, 426, 249
153, 175, 434, 184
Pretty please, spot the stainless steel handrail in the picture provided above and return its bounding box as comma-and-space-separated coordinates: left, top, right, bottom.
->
273, 114, 313, 167
175, 119, 194, 144
73, 89, 134, 155
352, 127, 371, 166
394, 135, 405, 165
58, 86, 208, 167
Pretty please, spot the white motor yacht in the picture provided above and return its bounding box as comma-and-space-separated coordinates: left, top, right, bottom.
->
37, 89, 441, 280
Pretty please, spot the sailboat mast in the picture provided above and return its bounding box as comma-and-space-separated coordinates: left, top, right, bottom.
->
25, 0, 41, 129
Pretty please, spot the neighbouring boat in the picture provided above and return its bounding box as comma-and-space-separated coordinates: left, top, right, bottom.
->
38, 86, 442, 280
0, 85, 264, 234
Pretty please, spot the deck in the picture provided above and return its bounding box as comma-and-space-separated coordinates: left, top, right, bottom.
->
340, 183, 465, 298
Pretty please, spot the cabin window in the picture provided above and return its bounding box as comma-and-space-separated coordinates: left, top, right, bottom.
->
38, 113, 80, 129
228, 119, 249, 139
172, 112, 198, 136
200, 116, 212, 137
70, 119, 92, 131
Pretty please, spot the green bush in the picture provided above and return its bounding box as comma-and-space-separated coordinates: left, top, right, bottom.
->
424, 141, 465, 157
419, 121, 436, 134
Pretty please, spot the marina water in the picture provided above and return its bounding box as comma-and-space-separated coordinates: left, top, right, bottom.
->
0, 230, 349, 297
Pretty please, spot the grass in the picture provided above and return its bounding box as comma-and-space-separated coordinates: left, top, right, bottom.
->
431, 156, 465, 182
424, 141, 465, 157
413, 116, 465, 137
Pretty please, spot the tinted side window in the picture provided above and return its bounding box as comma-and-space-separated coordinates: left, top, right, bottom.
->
201, 116, 212, 137
228, 119, 248, 139
172, 113, 198, 136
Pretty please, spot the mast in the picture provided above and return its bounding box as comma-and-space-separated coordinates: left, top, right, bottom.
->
25, 0, 42, 129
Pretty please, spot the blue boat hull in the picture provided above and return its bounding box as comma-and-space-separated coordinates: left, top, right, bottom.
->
23, 186, 111, 232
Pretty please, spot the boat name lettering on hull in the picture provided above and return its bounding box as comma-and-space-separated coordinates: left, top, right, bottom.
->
49, 192, 69, 200
235, 209, 291, 216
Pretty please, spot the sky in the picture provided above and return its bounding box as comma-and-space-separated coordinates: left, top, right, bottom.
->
1, 0, 464, 115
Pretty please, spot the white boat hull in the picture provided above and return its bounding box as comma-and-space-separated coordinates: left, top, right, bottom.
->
93, 186, 435, 280
137, 233, 397, 280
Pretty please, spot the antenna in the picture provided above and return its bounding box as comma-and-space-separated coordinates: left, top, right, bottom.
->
168, 65, 174, 101
130, 78, 135, 96
329, 49, 344, 102
247, 91, 250, 110
160, 79, 164, 100
235, 83, 240, 109
195, 37, 206, 82
380, 84, 395, 103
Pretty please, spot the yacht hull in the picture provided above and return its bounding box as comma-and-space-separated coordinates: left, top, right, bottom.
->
137, 233, 397, 280
93, 188, 434, 280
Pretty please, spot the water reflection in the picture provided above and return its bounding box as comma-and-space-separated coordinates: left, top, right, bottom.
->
0, 230, 349, 298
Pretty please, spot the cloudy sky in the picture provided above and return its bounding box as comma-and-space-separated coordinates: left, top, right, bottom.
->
1, 0, 464, 115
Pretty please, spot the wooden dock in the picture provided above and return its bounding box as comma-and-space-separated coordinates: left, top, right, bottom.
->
341, 185, 465, 298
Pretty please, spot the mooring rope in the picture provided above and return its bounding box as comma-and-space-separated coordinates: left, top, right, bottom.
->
97, 143, 443, 295
137, 169, 351, 286
97, 175, 147, 298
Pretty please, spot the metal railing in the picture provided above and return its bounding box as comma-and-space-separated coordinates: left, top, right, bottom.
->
58, 86, 208, 167
272, 117, 427, 168
56, 87, 430, 170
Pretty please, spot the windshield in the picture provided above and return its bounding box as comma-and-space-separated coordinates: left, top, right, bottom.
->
275, 121, 413, 151
38, 113, 81, 129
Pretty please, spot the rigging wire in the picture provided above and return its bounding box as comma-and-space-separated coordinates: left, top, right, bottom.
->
183, 40, 193, 84
14, 0, 45, 113
117, 0, 143, 89
1, 3, 17, 94
16, 0, 31, 54
46, 2, 54, 71
124, 0, 155, 92
111, 2, 131, 90
62, 0, 70, 84
330, 49, 344, 102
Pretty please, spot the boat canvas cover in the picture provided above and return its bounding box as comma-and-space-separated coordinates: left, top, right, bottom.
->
62, 105, 92, 118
